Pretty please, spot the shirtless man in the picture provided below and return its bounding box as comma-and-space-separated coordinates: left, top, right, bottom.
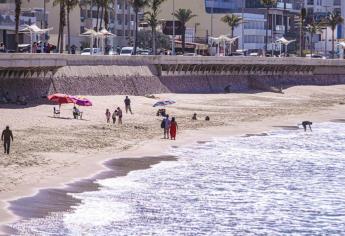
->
301, 121, 312, 132
1, 126, 13, 154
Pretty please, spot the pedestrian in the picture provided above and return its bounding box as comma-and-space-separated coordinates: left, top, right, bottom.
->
0, 42, 6, 53
163, 115, 171, 139
105, 109, 111, 123
1, 126, 13, 155
170, 117, 178, 140
112, 109, 117, 124
117, 107, 123, 124
192, 113, 197, 120
124, 96, 132, 114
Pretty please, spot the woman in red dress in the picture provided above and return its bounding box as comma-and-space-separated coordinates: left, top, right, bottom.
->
170, 117, 178, 140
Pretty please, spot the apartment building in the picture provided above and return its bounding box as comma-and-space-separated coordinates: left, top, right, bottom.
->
302, 0, 342, 55
22, 0, 141, 50
158, 0, 299, 52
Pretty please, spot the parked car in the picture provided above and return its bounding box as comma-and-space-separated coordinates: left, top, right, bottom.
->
305, 54, 326, 59
81, 48, 102, 55
120, 47, 134, 55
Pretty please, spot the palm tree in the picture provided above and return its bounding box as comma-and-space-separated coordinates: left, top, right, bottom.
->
129, 0, 149, 55
173, 8, 197, 54
53, 0, 66, 53
66, 0, 80, 53
305, 21, 322, 57
299, 7, 306, 56
221, 14, 242, 38
325, 11, 344, 59
260, 0, 277, 54
14, 0, 30, 52
145, 0, 166, 55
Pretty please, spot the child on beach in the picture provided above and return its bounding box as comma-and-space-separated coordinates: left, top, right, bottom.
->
117, 107, 123, 125
170, 117, 178, 140
105, 109, 111, 123
112, 109, 117, 124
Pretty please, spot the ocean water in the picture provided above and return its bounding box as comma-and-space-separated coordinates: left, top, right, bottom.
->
9, 122, 345, 235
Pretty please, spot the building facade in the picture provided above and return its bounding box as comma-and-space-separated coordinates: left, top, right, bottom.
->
22, 0, 141, 50
158, 0, 300, 53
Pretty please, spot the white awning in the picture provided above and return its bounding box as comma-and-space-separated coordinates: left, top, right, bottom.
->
276, 37, 296, 46
209, 35, 239, 44
20, 24, 53, 34
99, 29, 116, 37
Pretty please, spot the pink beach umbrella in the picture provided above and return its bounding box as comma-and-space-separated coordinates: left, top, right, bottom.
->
70, 96, 93, 106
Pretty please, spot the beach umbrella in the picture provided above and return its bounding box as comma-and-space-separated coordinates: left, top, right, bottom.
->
70, 96, 93, 106
48, 93, 74, 104
153, 99, 176, 107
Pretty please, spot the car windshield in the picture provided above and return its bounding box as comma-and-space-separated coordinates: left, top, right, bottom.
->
82, 48, 90, 53
121, 49, 132, 54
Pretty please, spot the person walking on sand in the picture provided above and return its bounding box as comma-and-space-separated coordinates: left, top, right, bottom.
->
112, 109, 117, 124
117, 107, 123, 125
1, 126, 13, 154
105, 109, 111, 123
124, 96, 133, 114
163, 115, 171, 139
170, 117, 178, 140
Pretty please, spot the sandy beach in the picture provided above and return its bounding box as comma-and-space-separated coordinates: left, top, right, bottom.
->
1, 85, 345, 228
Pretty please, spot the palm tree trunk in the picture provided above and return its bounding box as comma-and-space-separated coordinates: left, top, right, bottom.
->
67, 6, 71, 54
332, 29, 335, 59
96, 4, 100, 31
310, 32, 313, 57
133, 10, 138, 55
59, 3, 65, 53
100, 6, 104, 30
182, 26, 186, 54
15, 1, 21, 52
152, 27, 156, 55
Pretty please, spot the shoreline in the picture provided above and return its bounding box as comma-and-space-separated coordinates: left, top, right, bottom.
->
2, 103, 345, 231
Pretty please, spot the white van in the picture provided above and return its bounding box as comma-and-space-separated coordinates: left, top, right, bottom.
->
120, 47, 134, 55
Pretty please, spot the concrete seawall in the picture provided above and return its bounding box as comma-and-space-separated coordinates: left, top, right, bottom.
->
1, 54, 345, 99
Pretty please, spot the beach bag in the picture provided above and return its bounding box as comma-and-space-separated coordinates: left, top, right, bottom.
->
161, 119, 165, 129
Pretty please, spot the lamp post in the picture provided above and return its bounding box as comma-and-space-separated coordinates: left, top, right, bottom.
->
241, 0, 244, 50
171, 0, 175, 55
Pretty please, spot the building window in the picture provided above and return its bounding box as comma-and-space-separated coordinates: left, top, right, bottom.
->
307, 0, 314, 5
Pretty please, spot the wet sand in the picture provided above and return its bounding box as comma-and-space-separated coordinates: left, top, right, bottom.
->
3, 155, 176, 234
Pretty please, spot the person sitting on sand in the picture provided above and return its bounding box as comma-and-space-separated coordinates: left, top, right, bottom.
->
170, 117, 178, 140
117, 107, 123, 125
205, 116, 210, 121
105, 109, 111, 123
192, 113, 197, 120
301, 121, 313, 132
73, 106, 79, 119
112, 109, 117, 124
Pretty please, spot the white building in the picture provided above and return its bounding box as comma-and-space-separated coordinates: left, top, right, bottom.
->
233, 13, 269, 51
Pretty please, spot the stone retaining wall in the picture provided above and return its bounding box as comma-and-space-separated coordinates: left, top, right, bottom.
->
1, 64, 345, 101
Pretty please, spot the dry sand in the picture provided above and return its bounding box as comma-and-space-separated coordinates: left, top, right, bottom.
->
1, 85, 345, 226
